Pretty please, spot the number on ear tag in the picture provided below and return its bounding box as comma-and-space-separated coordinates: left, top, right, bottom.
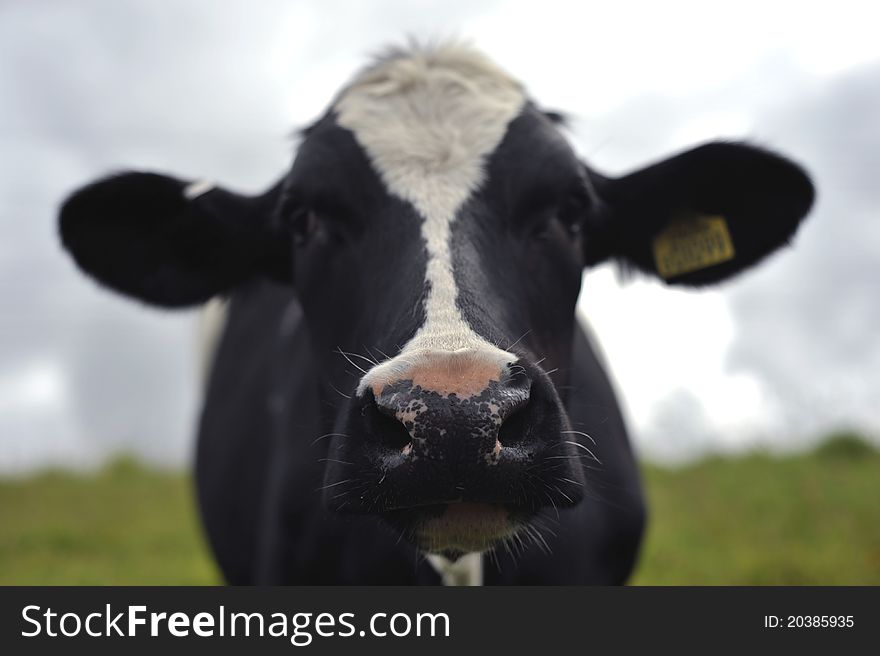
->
652, 214, 735, 279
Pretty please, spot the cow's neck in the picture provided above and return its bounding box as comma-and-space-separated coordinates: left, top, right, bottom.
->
426, 552, 483, 586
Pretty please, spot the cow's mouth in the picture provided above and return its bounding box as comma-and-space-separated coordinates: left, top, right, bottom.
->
382, 501, 532, 555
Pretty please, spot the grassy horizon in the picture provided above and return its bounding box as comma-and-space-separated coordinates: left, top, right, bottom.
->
631, 434, 880, 585
1, 434, 877, 585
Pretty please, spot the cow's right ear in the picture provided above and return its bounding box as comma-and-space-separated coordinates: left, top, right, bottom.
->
581, 142, 814, 285
59, 172, 291, 307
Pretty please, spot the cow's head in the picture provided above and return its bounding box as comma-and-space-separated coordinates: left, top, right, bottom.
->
59, 43, 814, 558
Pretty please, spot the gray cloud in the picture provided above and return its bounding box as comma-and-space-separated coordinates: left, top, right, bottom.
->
724, 63, 880, 441
642, 387, 723, 463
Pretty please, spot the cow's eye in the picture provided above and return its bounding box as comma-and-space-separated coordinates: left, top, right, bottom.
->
558, 186, 591, 237
532, 187, 589, 241
288, 208, 321, 247
562, 212, 583, 237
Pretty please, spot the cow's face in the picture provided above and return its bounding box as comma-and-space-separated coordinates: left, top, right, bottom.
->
285, 55, 594, 554
58, 44, 814, 558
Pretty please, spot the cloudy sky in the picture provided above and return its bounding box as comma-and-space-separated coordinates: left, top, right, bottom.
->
1, 0, 878, 472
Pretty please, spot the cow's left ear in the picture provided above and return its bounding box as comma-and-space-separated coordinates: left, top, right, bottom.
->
582, 142, 815, 285
59, 172, 291, 307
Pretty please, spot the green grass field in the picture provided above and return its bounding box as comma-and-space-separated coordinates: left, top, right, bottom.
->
1, 435, 877, 585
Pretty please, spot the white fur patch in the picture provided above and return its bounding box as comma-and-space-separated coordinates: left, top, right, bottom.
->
334, 43, 527, 396
196, 297, 229, 387
183, 179, 215, 200
427, 552, 483, 586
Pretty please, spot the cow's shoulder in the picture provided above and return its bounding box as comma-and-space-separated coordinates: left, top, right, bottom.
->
196, 280, 306, 584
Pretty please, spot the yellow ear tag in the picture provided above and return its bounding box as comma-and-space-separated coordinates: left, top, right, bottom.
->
652, 214, 735, 279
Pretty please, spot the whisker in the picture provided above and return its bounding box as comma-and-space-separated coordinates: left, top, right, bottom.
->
335, 347, 368, 374
506, 329, 532, 350
546, 482, 574, 505
311, 432, 348, 446
363, 345, 389, 365
487, 545, 500, 570
341, 349, 380, 366
524, 524, 552, 555
327, 382, 351, 399
561, 430, 597, 446
540, 488, 560, 520
316, 478, 353, 491
561, 440, 602, 464
501, 536, 517, 565
532, 516, 558, 538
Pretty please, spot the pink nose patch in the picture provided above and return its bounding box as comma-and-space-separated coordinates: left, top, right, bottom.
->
369, 351, 508, 398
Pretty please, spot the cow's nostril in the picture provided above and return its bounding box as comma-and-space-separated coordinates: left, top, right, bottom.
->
497, 401, 530, 447
361, 391, 412, 451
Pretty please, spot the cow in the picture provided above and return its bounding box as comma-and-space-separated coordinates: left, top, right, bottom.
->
58, 42, 814, 585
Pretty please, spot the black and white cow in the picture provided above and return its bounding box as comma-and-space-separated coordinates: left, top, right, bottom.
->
59, 43, 814, 584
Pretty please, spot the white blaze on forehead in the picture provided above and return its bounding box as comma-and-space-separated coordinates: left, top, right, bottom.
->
333, 44, 526, 396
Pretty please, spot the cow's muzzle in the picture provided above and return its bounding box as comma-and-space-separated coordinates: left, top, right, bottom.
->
324, 350, 585, 553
